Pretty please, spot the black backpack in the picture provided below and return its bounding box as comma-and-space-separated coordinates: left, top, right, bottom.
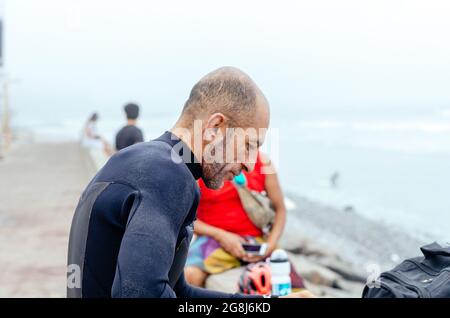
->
363, 242, 450, 298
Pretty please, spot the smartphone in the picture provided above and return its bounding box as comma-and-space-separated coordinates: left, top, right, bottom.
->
242, 243, 267, 256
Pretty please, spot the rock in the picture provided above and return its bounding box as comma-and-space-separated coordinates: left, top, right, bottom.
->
312, 255, 367, 283
335, 279, 365, 297
304, 279, 362, 298
279, 214, 338, 258
205, 267, 242, 293
287, 252, 342, 287
285, 239, 339, 259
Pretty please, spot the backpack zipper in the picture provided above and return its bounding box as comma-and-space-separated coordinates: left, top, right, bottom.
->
382, 272, 430, 298
405, 259, 450, 276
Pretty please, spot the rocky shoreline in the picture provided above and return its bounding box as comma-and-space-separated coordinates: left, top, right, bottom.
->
207, 193, 428, 298
282, 193, 427, 270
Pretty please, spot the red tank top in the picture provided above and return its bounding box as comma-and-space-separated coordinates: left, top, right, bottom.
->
196, 153, 266, 237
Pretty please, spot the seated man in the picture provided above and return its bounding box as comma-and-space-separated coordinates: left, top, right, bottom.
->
185, 151, 304, 290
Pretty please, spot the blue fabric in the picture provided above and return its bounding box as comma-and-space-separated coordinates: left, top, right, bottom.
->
185, 236, 209, 268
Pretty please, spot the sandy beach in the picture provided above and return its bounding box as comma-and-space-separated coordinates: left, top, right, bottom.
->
0, 142, 94, 297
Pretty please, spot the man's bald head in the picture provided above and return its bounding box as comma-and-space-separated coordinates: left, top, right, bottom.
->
172, 67, 271, 190
180, 66, 269, 128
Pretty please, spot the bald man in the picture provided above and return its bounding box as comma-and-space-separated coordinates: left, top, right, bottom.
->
67, 67, 309, 298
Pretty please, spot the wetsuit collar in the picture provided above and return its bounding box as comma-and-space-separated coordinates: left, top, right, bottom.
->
154, 131, 203, 180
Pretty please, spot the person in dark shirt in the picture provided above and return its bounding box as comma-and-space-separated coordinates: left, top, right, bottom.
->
115, 103, 144, 151
67, 67, 312, 298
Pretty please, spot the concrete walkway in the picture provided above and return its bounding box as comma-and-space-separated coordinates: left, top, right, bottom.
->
0, 142, 94, 297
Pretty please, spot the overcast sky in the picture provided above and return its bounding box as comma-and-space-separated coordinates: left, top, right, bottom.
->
5, 0, 450, 120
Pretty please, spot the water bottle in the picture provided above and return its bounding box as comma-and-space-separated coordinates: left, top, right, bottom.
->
269, 249, 292, 296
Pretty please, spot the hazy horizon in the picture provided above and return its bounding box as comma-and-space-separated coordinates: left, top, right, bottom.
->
4, 0, 450, 124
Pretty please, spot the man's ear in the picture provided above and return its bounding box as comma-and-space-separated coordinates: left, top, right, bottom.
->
204, 113, 226, 140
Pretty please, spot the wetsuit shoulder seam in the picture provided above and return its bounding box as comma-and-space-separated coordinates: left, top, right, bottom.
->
107, 180, 139, 191
151, 140, 194, 177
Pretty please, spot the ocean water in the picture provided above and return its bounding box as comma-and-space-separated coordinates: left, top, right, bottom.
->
274, 106, 450, 244
9, 104, 450, 243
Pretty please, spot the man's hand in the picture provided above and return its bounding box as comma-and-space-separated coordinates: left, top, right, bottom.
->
280, 290, 317, 298
215, 230, 246, 259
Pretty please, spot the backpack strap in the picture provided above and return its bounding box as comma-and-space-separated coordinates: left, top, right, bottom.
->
421, 242, 450, 258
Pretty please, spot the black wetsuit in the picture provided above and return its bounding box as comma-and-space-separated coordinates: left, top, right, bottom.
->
67, 131, 256, 298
